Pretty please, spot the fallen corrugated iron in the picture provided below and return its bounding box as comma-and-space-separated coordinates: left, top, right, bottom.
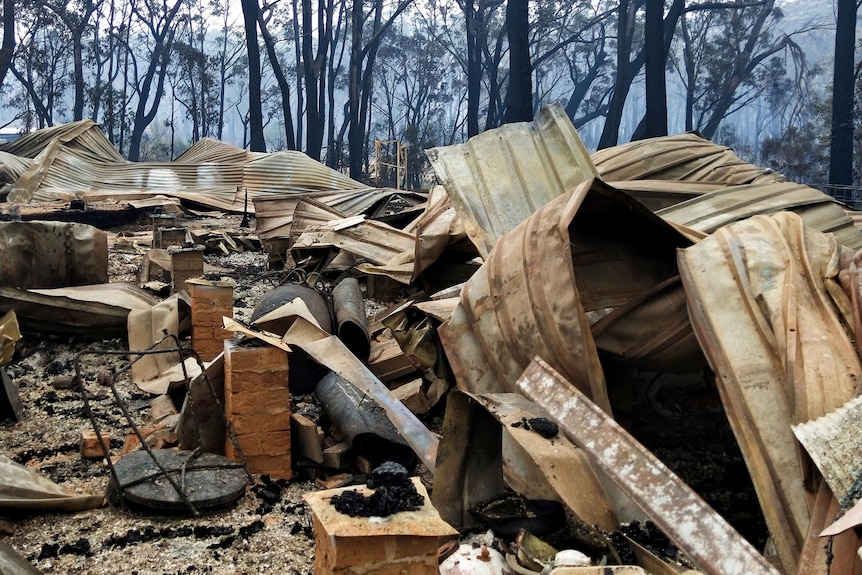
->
516, 357, 781, 575
243, 151, 364, 194
792, 394, 862, 503
253, 188, 426, 241
0, 221, 108, 288
0, 119, 124, 162
427, 103, 597, 257
1, 120, 378, 213
357, 185, 477, 286
177, 352, 226, 455
172, 137, 253, 164
592, 132, 784, 186
439, 178, 692, 407
0, 454, 103, 511
678, 212, 862, 574
290, 200, 416, 267
0, 283, 158, 335
0, 151, 33, 187
607, 180, 722, 212
658, 180, 862, 250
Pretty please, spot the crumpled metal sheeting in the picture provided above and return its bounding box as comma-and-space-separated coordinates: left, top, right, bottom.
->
658, 180, 862, 250
243, 151, 365, 194
592, 131, 784, 186
1, 121, 379, 212
0, 119, 124, 162
0, 151, 33, 186
10, 143, 245, 207
427, 102, 597, 257
253, 188, 426, 241
172, 137, 253, 164
440, 178, 692, 406
439, 180, 609, 409
678, 212, 862, 574
792, 394, 862, 503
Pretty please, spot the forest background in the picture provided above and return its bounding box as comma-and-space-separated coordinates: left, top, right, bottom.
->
0, 0, 859, 200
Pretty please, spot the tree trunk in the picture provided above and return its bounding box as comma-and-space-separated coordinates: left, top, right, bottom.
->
829, 0, 856, 190
464, 0, 481, 137
0, 0, 14, 92
504, 0, 531, 123
258, 9, 296, 149
598, 0, 632, 149
241, 0, 266, 152
633, 0, 667, 140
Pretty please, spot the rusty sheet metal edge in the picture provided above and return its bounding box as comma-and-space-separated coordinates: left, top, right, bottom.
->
677, 213, 862, 574
439, 178, 609, 412
426, 102, 597, 257
515, 357, 780, 575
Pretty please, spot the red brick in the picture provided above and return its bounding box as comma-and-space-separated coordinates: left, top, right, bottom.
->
232, 430, 290, 456
229, 410, 292, 435
226, 388, 290, 416
238, 454, 292, 479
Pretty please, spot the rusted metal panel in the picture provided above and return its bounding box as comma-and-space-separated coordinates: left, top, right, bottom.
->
253, 189, 426, 241
2, 121, 380, 213
592, 132, 784, 185
0, 283, 158, 336
658, 181, 862, 250
678, 212, 862, 574
439, 178, 691, 407
608, 180, 723, 211
291, 200, 416, 267
515, 358, 781, 575
0, 221, 108, 288
427, 103, 598, 257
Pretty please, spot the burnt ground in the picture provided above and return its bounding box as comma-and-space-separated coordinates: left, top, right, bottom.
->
1, 210, 322, 574
0, 205, 770, 573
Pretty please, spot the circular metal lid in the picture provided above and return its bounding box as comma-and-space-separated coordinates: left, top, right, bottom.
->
110, 450, 247, 514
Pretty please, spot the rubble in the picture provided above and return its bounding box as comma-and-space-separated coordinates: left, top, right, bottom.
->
0, 108, 861, 574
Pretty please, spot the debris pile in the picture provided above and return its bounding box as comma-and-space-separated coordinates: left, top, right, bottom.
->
0, 104, 860, 574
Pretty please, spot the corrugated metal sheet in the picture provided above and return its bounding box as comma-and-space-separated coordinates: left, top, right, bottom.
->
0, 120, 124, 162
657, 181, 862, 250
243, 151, 364, 194
678, 212, 861, 574
427, 103, 598, 257
792, 395, 862, 503
439, 178, 691, 409
592, 132, 784, 185
291, 199, 415, 266
0, 151, 33, 185
1, 121, 375, 213
253, 189, 427, 241
173, 138, 252, 164
608, 179, 724, 211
